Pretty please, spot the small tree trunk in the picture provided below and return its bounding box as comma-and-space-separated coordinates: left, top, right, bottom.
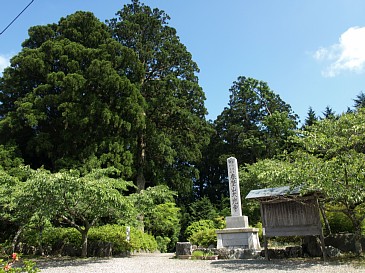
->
136, 132, 146, 191
12, 227, 23, 253
354, 226, 363, 256
80, 229, 89, 258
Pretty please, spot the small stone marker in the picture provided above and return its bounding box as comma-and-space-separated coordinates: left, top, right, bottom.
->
227, 157, 242, 217
176, 242, 192, 257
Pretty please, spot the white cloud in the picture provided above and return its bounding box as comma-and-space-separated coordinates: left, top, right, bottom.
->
313, 26, 365, 77
0, 54, 11, 74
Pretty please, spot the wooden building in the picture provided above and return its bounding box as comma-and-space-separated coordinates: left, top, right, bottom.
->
246, 186, 326, 261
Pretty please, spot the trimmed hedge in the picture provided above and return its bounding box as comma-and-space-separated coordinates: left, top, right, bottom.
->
20, 225, 157, 256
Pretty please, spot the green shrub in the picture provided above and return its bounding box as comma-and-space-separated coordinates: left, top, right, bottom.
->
21, 225, 158, 256
89, 225, 157, 253
22, 226, 81, 255
130, 228, 157, 252
143, 202, 180, 252
188, 229, 217, 247
326, 211, 353, 233
185, 220, 215, 239
155, 236, 170, 253
43, 227, 81, 249
88, 225, 130, 254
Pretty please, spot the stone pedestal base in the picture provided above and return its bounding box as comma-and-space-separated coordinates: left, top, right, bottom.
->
216, 215, 261, 251
216, 227, 261, 249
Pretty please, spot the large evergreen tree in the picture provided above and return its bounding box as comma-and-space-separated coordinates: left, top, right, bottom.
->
108, 0, 211, 197
214, 76, 297, 164
197, 76, 298, 200
0, 11, 145, 175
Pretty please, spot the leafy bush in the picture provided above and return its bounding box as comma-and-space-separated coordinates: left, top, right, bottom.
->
155, 236, 170, 253
188, 229, 217, 247
129, 228, 157, 252
185, 220, 215, 239
21, 227, 81, 255
89, 225, 157, 253
88, 225, 129, 254
21, 225, 158, 256
144, 202, 180, 252
326, 211, 353, 233
42, 227, 82, 251
185, 218, 226, 247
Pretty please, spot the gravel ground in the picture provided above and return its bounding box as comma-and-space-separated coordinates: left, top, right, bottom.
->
36, 253, 365, 273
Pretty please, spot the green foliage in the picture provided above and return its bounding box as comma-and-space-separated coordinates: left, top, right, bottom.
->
91, 226, 127, 253
185, 220, 215, 239
41, 227, 82, 253
0, 144, 23, 175
239, 159, 293, 222
197, 76, 297, 202
89, 225, 157, 254
187, 197, 219, 223
155, 236, 171, 253
241, 109, 365, 255
191, 249, 215, 259
0, 254, 39, 273
302, 106, 318, 129
108, 0, 212, 196
21, 225, 158, 255
354, 91, 365, 109
0, 11, 144, 174
14, 167, 134, 257
130, 185, 180, 251
214, 76, 298, 165
129, 229, 157, 252
326, 211, 353, 233
143, 202, 180, 251
188, 229, 217, 248
20, 226, 81, 255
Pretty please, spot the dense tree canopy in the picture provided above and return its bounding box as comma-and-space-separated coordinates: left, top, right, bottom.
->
0, 2, 211, 201
108, 0, 212, 197
196, 76, 298, 200
0, 11, 144, 175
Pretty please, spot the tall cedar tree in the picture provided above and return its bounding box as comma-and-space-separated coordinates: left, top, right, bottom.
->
0, 12, 145, 175
108, 1, 211, 197
197, 77, 297, 200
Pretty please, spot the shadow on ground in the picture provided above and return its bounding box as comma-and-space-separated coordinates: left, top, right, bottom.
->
210, 258, 326, 271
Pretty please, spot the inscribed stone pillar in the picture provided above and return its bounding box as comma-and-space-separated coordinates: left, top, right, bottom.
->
215, 157, 260, 251
227, 157, 242, 217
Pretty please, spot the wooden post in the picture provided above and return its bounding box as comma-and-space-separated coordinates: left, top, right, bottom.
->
260, 203, 269, 260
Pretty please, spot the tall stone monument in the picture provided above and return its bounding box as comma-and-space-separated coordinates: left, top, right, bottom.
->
216, 157, 261, 251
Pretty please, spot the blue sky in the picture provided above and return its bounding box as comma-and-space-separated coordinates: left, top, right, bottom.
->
1, 0, 365, 123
